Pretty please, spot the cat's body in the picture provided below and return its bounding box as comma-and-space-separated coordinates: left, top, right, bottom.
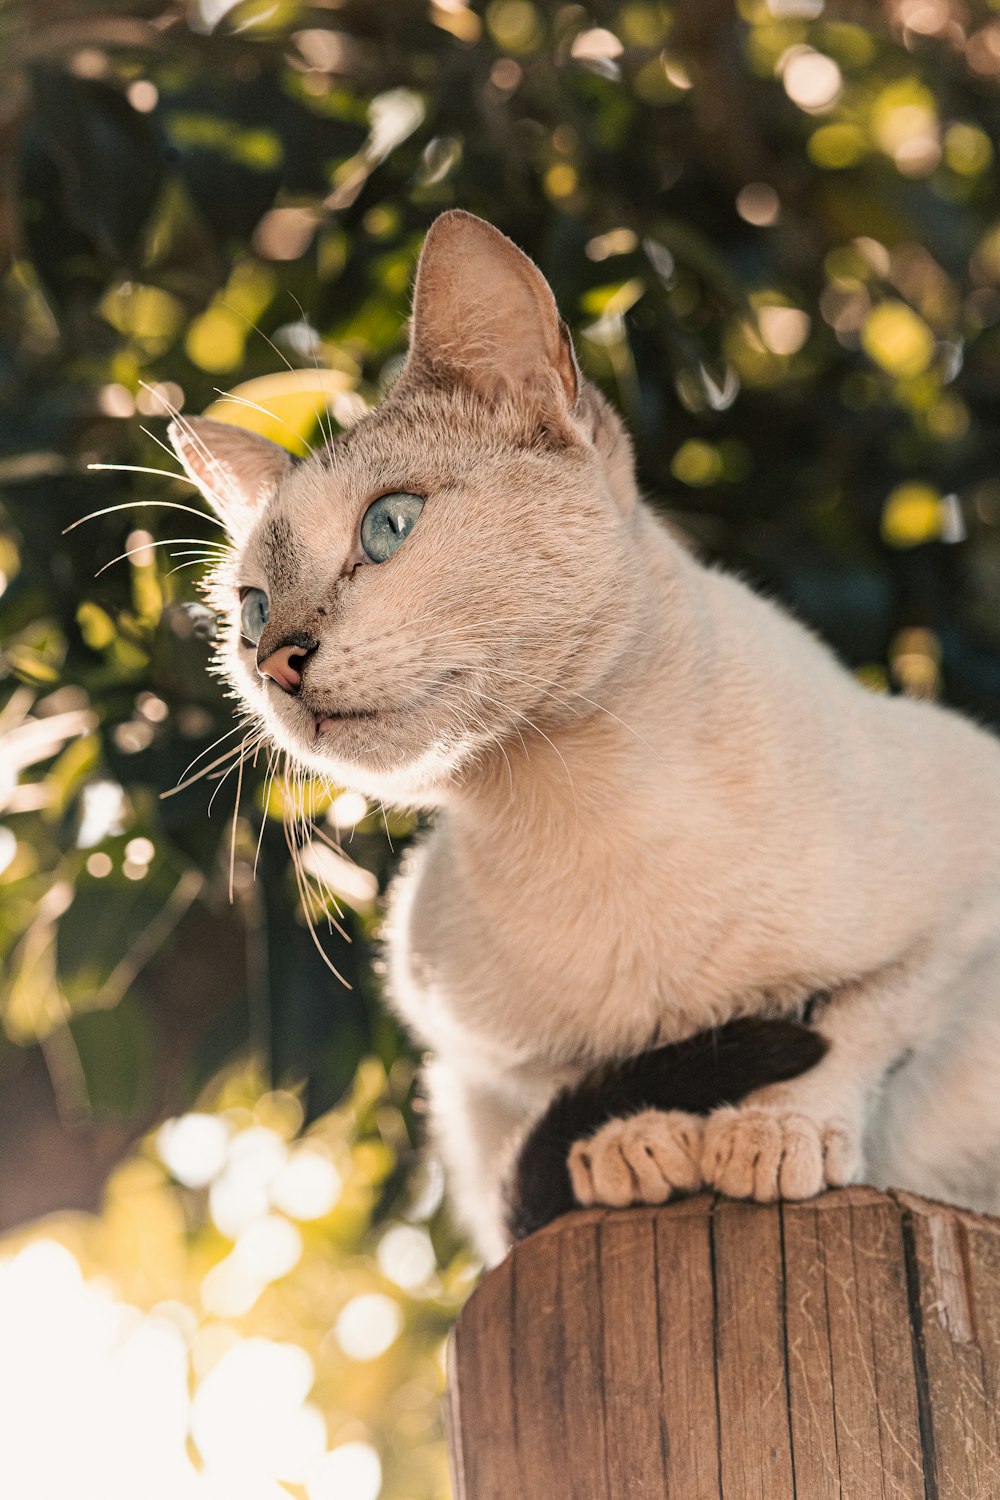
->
388, 507, 1000, 1257
170, 212, 1000, 1265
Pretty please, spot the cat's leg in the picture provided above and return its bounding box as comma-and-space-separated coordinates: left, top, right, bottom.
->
702, 947, 945, 1202
423, 1055, 535, 1264
567, 1110, 706, 1208
555, 1019, 825, 1214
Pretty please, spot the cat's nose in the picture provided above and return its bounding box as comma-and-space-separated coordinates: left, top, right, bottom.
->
257, 634, 317, 694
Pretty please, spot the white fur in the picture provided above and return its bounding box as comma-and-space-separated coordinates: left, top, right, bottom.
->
173, 212, 1000, 1265
389, 529, 1000, 1259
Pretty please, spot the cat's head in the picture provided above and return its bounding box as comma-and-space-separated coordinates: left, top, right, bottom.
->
169, 211, 644, 803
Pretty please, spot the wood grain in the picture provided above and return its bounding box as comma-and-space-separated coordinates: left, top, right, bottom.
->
446, 1189, 1000, 1498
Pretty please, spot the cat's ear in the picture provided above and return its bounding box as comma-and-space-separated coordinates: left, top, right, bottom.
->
404, 210, 580, 421
167, 417, 292, 532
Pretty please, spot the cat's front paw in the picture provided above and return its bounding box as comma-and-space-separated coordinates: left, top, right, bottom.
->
702, 1106, 860, 1202
568, 1109, 704, 1208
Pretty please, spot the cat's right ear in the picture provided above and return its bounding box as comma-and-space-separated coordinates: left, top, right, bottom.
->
167, 417, 292, 534
402, 210, 580, 432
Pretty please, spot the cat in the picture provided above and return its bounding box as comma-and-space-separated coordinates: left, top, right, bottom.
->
169, 210, 1000, 1266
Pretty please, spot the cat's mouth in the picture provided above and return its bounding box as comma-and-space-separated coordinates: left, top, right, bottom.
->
302, 669, 466, 740
313, 706, 379, 733
304, 695, 420, 740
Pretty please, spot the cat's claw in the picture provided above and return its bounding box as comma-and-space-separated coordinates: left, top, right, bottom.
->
702, 1107, 860, 1202
568, 1109, 705, 1208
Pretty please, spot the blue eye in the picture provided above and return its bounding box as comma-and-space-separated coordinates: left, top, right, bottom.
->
239, 587, 269, 645
360, 492, 424, 563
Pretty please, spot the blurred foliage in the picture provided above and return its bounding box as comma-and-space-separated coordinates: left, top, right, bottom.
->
5, 0, 1000, 1492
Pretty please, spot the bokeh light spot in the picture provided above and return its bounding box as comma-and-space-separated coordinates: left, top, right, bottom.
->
210, 1126, 288, 1239
307, 1441, 382, 1500
254, 208, 319, 262
97, 383, 135, 418
377, 1225, 436, 1292
586, 229, 639, 261
185, 309, 247, 374
485, 0, 542, 54
808, 123, 866, 169
861, 301, 935, 378
945, 123, 993, 177
570, 28, 624, 61
234, 1214, 303, 1282
758, 305, 811, 355
191, 1337, 325, 1483
881, 482, 944, 548
671, 439, 723, 487
157, 1113, 231, 1188
890, 627, 941, 698
544, 163, 578, 198
780, 47, 843, 111
0, 826, 17, 877
126, 80, 159, 113
335, 1294, 402, 1361
77, 780, 128, 848
329, 791, 368, 830
271, 1148, 342, 1220
735, 182, 781, 226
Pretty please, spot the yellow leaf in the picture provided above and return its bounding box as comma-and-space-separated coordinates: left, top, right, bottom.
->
581, 278, 645, 317
204, 369, 354, 455
102, 283, 184, 341
77, 601, 116, 650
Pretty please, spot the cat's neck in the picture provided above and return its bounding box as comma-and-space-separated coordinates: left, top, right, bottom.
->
444, 513, 713, 848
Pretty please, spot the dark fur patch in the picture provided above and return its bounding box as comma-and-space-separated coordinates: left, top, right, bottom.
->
503, 1017, 827, 1243
261, 514, 299, 590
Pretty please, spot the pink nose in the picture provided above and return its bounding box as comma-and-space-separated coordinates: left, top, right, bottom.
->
258, 643, 310, 693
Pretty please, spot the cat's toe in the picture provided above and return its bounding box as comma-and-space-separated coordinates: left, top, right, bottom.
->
568, 1110, 704, 1208
703, 1107, 858, 1202
821, 1119, 861, 1186
701, 1108, 782, 1200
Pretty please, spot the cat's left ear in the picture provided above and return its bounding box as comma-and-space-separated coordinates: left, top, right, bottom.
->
403, 210, 580, 429
167, 417, 292, 532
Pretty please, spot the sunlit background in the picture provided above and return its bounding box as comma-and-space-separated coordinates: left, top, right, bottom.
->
0, 1064, 469, 1500
5, 0, 1000, 1494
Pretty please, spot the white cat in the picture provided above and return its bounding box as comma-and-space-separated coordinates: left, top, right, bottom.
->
170, 211, 1000, 1264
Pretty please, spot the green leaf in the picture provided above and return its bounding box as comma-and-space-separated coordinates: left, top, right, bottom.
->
69, 997, 155, 1121
56, 848, 203, 1014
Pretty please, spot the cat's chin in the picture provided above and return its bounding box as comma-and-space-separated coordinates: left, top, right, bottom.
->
266, 704, 463, 809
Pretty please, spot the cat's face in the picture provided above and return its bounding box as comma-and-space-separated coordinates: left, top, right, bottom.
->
171, 212, 640, 802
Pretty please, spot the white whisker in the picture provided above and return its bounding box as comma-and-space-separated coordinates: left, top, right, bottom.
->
207, 736, 265, 817
174, 720, 256, 788
95, 536, 230, 577
86, 460, 209, 495
67, 495, 225, 532
229, 735, 251, 903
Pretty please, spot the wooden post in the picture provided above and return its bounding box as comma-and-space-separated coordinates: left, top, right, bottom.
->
446, 1187, 1000, 1498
